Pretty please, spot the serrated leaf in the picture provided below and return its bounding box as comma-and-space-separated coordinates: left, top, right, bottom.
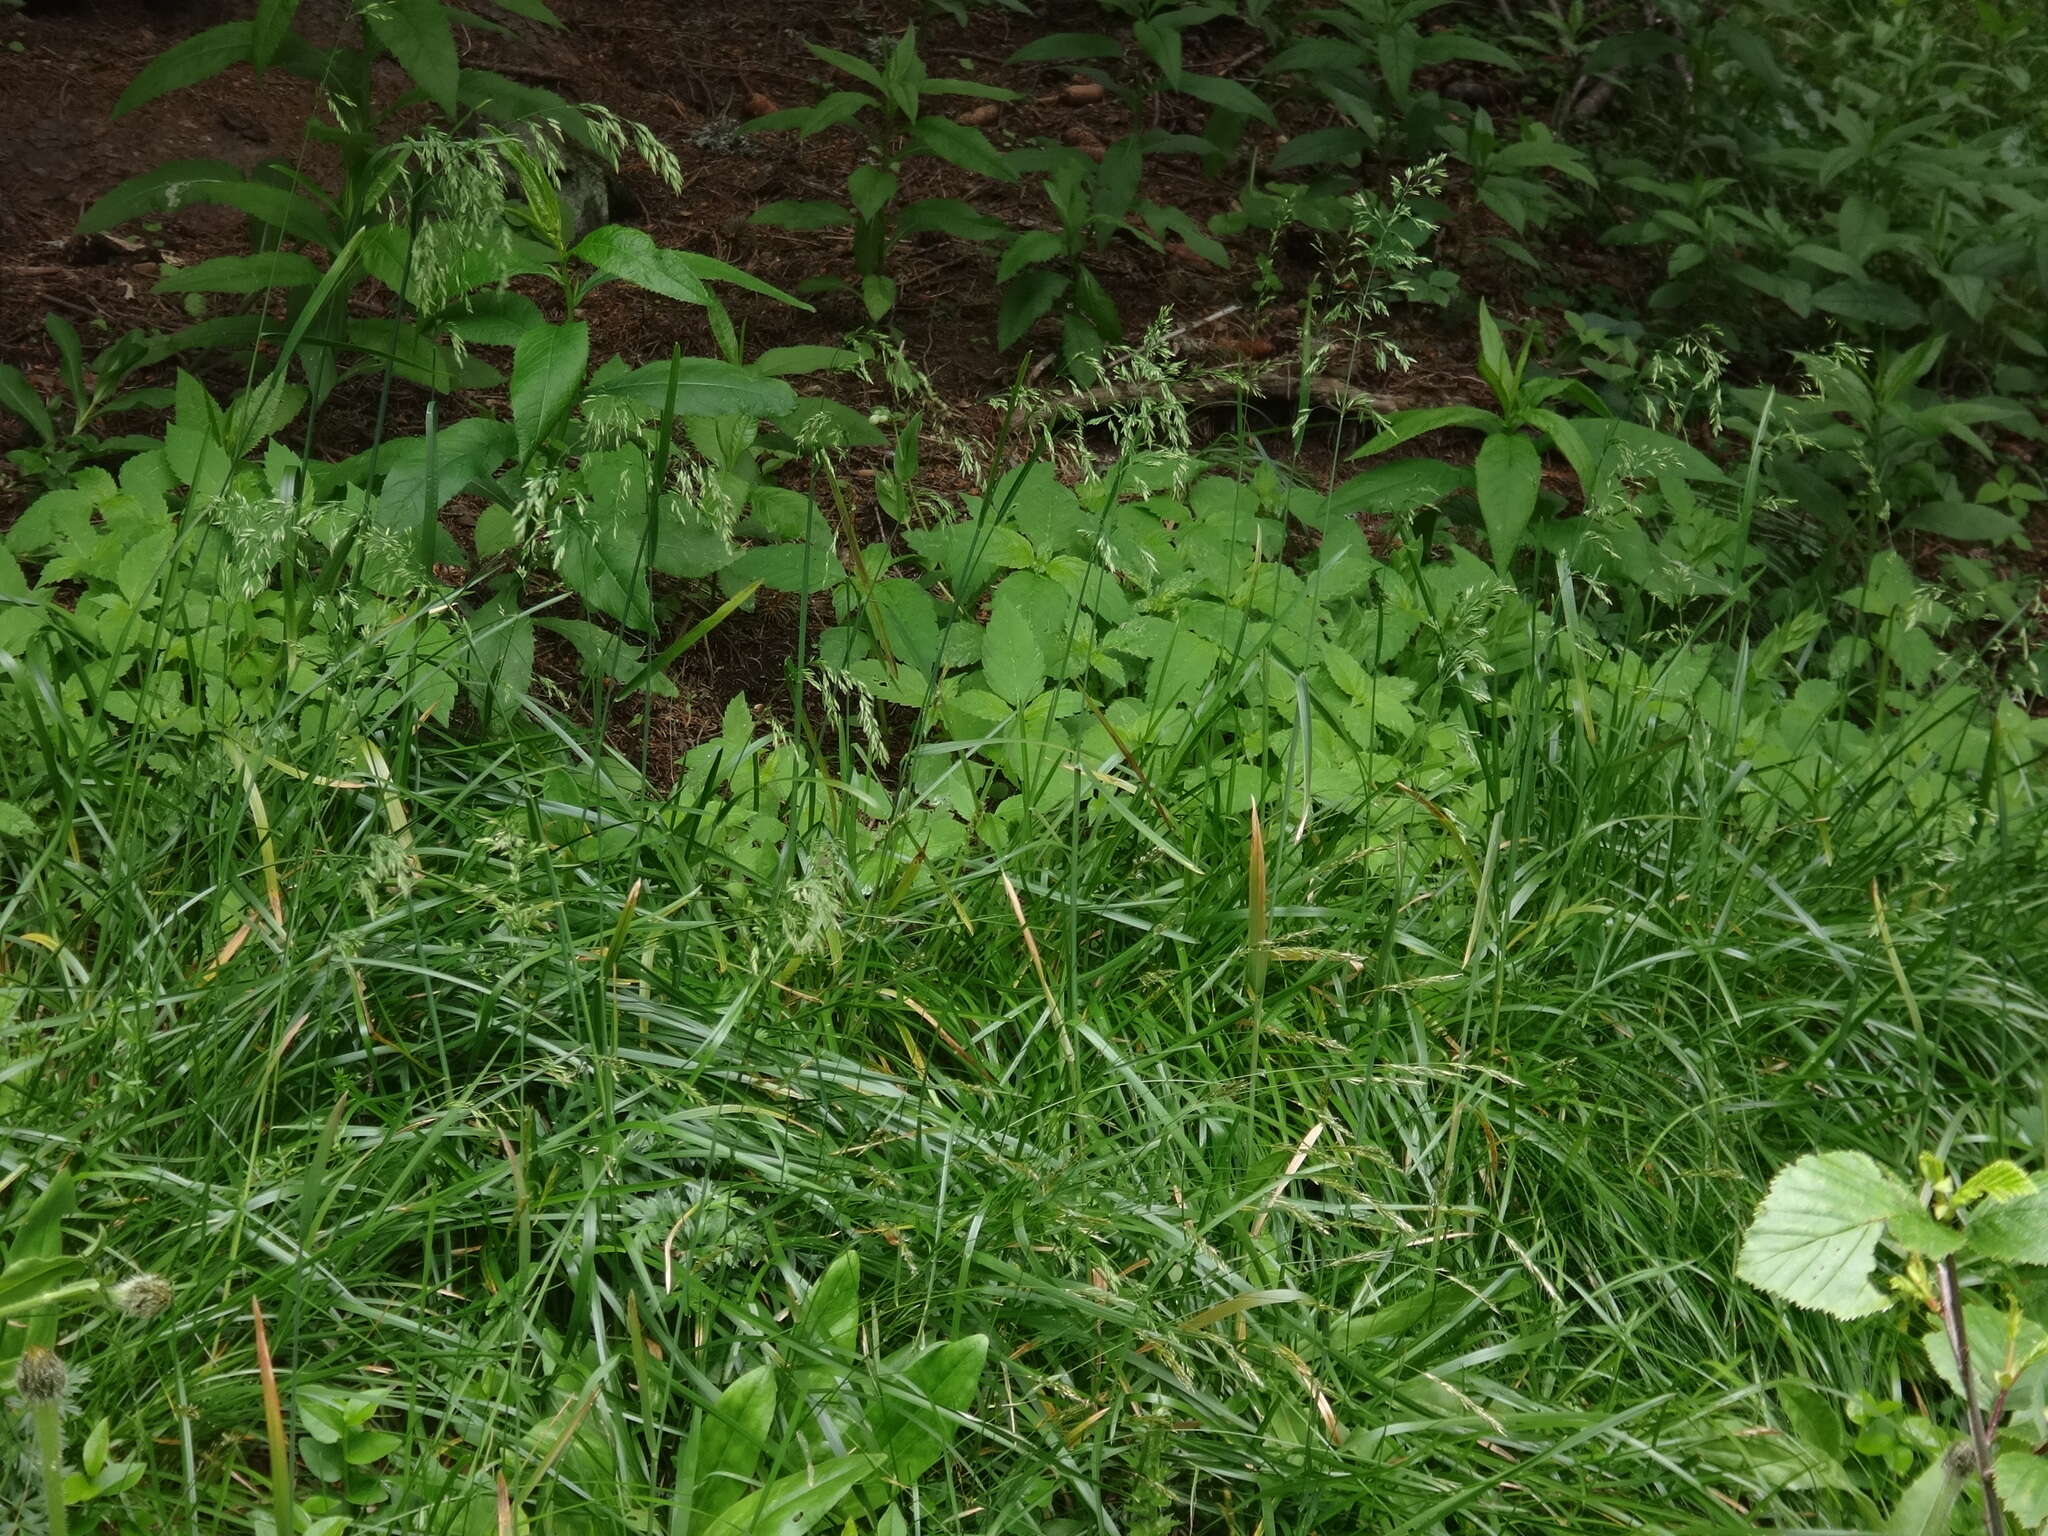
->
154, 251, 324, 294
1924, 1301, 2048, 1405
909, 117, 1015, 181
1735, 1152, 1915, 1318
114, 22, 254, 118
998, 269, 1067, 351
982, 595, 1045, 708
572, 226, 712, 307
1957, 1161, 2037, 1207
1996, 1448, 2048, 1527
509, 321, 589, 460
365, 0, 460, 118
1968, 1190, 2048, 1265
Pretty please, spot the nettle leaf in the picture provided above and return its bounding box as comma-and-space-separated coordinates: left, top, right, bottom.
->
1924, 1301, 2048, 1406
1996, 1448, 2048, 1529
365, 0, 460, 118
982, 594, 1045, 708
909, 118, 1015, 182
510, 321, 589, 460
572, 226, 712, 307
1735, 1152, 1917, 1318
1474, 431, 1541, 572
114, 22, 256, 118
1967, 1189, 2048, 1265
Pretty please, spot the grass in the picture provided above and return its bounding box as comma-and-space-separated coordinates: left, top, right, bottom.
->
2, 522, 2042, 1535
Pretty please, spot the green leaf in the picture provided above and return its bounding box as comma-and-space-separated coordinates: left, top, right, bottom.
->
1883, 1452, 1965, 1536
1967, 1190, 2048, 1265
113, 23, 254, 118
462, 593, 534, 720
665, 251, 811, 310
1352, 405, 1502, 458
1735, 1152, 1916, 1319
728, 542, 838, 595
750, 200, 854, 230
896, 199, 1008, 241
1924, 1301, 2048, 1405
1956, 1160, 2037, 1207
555, 509, 653, 630
154, 251, 324, 294
1899, 500, 2022, 544
0, 802, 36, 841
1813, 279, 1925, 329
866, 578, 941, 677
691, 1365, 776, 1522
848, 166, 900, 223
799, 1251, 861, 1356
572, 225, 712, 307
909, 117, 1015, 181
75, 159, 254, 236
701, 1453, 875, 1536
0, 366, 55, 448
1474, 431, 1541, 572
509, 321, 590, 460
983, 594, 1046, 707
998, 230, 1064, 284
863, 1335, 989, 1487
595, 361, 794, 421
1008, 32, 1122, 62
1995, 1448, 2048, 1528
250, 0, 303, 72
1172, 72, 1275, 125
999, 269, 1067, 351
365, 0, 460, 118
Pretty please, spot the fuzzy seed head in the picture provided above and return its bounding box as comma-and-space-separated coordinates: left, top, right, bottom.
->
15, 1346, 67, 1404
110, 1272, 175, 1320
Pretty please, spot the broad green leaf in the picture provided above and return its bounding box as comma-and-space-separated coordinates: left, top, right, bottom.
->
462, 592, 534, 720
1968, 1189, 2048, 1265
982, 595, 1045, 708
1173, 71, 1275, 125
750, 200, 854, 231
998, 269, 1066, 351
509, 321, 590, 460
596, 360, 795, 421
155, 251, 324, 294
0, 365, 55, 447
572, 226, 711, 307
702, 1452, 875, 1536
250, 0, 303, 72
554, 505, 653, 630
799, 1252, 861, 1356
1736, 1152, 1915, 1318
691, 1365, 777, 1523
666, 251, 810, 310
1008, 32, 1121, 61
1995, 1448, 2048, 1528
998, 230, 1064, 284
1327, 459, 1467, 519
1882, 1452, 1965, 1536
1474, 430, 1541, 572
1812, 279, 1924, 329
365, 0, 460, 118
1924, 1301, 2048, 1405
1899, 500, 2022, 544
909, 118, 1015, 181
1352, 404, 1501, 458
863, 1336, 989, 1487
728, 542, 838, 595
114, 23, 254, 118
866, 579, 942, 679
1956, 1160, 2037, 1207
896, 199, 1009, 241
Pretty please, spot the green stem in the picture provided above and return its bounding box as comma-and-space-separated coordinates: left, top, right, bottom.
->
32, 1399, 68, 1536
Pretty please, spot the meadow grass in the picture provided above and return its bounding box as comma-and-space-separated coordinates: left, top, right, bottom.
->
3, 536, 2042, 1534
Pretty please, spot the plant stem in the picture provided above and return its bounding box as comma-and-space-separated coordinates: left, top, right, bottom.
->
32, 1399, 68, 1536
1937, 1253, 2007, 1536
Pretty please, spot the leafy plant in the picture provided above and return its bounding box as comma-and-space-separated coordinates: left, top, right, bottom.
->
0, 316, 175, 488
747, 27, 1017, 320
999, 139, 1225, 377
1739, 1149, 2048, 1532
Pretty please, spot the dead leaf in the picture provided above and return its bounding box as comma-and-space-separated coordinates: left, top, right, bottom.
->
1061, 81, 1106, 105
955, 103, 1000, 127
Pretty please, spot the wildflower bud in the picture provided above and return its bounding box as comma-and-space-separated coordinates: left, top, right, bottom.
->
110, 1272, 175, 1320
15, 1346, 67, 1405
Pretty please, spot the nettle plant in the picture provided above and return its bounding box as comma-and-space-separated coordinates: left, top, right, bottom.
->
747, 27, 1017, 321
999, 139, 1227, 379
75, 0, 711, 406
1739, 1150, 2048, 1534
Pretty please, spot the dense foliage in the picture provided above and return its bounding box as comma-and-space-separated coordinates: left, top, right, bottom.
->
0, 0, 2043, 1531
